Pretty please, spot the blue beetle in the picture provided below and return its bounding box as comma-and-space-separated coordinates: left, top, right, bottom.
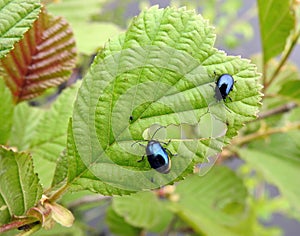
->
134, 126, 173, 174
145, 140, 171, 174
215, 74, 235, 101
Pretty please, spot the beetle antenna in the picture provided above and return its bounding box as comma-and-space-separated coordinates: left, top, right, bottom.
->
131, 140, 146, 147
150, 125, 166, 140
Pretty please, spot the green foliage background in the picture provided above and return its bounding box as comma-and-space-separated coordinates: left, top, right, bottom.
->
0, 0, 300, 235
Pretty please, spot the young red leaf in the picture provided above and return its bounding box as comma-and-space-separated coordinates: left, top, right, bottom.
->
0, 8, 76, 103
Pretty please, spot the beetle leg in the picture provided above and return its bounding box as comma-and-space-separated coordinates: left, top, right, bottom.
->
137, 155, 145, 162
165, 148, 177, 157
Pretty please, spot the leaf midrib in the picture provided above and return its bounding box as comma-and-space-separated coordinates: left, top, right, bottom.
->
0, 1, 39, 38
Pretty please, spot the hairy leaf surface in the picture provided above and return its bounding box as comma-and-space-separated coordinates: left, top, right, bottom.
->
70, 6, 261, 194
0, 147, 42, 224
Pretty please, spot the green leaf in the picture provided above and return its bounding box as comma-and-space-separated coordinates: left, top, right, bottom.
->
33, 159, 57, 191
34, 222, 85, 236
173, 166, 248, 236
239, 131, 300, 214
171, 0, 255, 49
0, 0, 41, 59
260, 57, 300, 94
51, 119, 133, 195
112, 191, 173, 232
257, 0, 295, 63
0, 147, 42, 224
29, 82, 80, 187
0, 7, 77, 103
8, 103, 42, 150
30, 83, 80, 162
72, 6, 261, 193
278, 80, 300, 104
51, 151, 69, 189
0, 78, 14, 144
47, 0, 121, 54
106, 206, 141, 236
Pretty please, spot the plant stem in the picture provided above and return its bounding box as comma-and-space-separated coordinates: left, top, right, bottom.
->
262, 62, 267, 91
0, 218, 37, 233
68, 195, 111, 209
162, 216, 178, 236
257, 102, 298, 120
264, 30, 300, 92
47, 184, 70, 202
232, 122, 300, 146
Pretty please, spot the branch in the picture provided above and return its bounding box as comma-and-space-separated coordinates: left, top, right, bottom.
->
68, 195, 111, 209
257, 102, 298, 120
0, 218, 38, 233
232, 122, 300, 146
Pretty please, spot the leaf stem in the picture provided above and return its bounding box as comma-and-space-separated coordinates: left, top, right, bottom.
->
47, 183, 70, 202
0, 218, 37, 233
262, 62, 267, 91
162, 216, 178, 236
232, 122, 300, 146
264, 29, 300, 92
0, 222, 21, 233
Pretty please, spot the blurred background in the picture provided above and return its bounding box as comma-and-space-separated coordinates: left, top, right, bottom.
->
42, 0, 300, 235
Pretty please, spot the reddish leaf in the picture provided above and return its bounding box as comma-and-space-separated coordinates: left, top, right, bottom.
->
0, 8, 76, 103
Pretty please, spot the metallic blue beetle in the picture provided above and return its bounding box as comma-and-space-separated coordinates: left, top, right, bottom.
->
134, 126, 172, 174
145, 140, 171, 174
215, 74, 235, 101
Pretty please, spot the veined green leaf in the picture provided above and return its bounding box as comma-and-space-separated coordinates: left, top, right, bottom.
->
0, 0, 41, 58
171, 0, 255, 49
112, 191, 173, 232
71, 6, 261, 193
0, 147, 42, 224
279, 80, 300, 104
51, 120, 133, 195
257, 0, 295, 63
239, 131, 300, 214
29, 82, 81, 187
0, 78, 14, 144
30, 83, 81, 162
173, 166, 248, 236
106, 206, 142, 236
34, 222, 85, 236
8, 103, 42, 150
